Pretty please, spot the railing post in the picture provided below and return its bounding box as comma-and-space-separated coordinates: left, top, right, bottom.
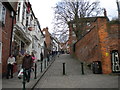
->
44, 59, 46, 68
81, 62, 84, 75
23, 68, 26, 90
41, 61, 42, 72
63, 63, 66, 75
34, 63, 37, 79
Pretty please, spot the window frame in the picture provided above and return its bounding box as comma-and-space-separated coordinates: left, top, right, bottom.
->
0, 42, 2, 63
0, 3, 6, 26
1, 4, 6, 25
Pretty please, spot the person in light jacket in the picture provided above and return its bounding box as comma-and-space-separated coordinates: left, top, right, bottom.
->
6, 54, 16, 79
16, 52, 23, 73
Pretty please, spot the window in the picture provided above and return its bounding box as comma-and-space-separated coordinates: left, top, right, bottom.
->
0, 3, 2, 22
0, 42, 2, 63
17, 3, 21, 21
0, 3, 6, 25
22, 5, 26, 25
30, 15, 33, 26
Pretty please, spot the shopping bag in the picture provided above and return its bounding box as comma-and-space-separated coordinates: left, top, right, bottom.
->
18, 68, 23, 78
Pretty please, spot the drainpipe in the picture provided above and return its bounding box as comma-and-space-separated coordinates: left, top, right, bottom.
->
9, 11, 15, 56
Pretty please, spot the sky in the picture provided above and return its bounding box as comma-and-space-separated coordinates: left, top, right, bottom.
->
29, 0, 119, 33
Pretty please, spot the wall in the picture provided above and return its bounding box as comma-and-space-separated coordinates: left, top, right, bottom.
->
107, 24, 119, 51
43, 27, 51, 51
0, 27, 2, 74
97, 18, 112, 74
2, 2, 17, 75
2, 7, 13, 74
74, 17, 119, 74
75, 26, 101, 63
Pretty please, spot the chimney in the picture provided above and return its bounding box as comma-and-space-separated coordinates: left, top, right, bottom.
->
104, 8, 107, 17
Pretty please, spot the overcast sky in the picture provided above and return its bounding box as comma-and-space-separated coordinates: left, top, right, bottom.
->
29, 0, 118, 33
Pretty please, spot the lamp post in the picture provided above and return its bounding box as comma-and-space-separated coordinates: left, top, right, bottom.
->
9, 11, 15, 56
116, 0, 120, 22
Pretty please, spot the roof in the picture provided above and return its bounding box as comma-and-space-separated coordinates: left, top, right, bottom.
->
2, 2, 17, 14
68, 16, 109, 24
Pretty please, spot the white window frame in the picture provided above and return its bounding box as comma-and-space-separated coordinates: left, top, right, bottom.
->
0, 2, 2, 22
0, 42, 2, 63
0, 3, 6, 25
16, 2, 21, 22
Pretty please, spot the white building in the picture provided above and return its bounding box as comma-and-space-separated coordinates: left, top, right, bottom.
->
12, 0, 45, 60
52, 37, 60, 52
32, 19, 45, 60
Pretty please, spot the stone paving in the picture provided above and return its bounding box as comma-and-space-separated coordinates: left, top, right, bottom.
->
2, 56, 56, 89
35, 54, 119, 88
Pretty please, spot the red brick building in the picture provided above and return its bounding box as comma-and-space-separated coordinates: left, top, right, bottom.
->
42, 27, 53, 56
1, 2, 17, 76
68, 16, 120, 74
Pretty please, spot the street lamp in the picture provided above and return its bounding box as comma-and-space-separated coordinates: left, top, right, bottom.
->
116, 0, 120, 21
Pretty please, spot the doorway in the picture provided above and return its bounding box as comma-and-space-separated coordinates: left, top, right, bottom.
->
111, 50, 120, 73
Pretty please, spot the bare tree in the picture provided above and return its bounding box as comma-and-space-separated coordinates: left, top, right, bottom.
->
53, 0, 102, 41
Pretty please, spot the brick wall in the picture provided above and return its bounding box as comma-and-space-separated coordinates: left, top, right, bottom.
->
74, 17, 119, 74
43, 27, 52, 52
75, 26, 101, 63
2, 7, 13, 75
97, 18, 112, 74
68, 24, 77, 55
107, 24, 119, 51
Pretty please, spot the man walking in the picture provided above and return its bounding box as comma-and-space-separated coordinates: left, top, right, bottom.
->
22, 51, 33, 82
6, 54, 16, 79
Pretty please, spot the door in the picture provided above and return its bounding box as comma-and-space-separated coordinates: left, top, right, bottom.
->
111, 50, 120, 73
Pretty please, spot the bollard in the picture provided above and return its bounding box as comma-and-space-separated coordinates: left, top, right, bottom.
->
41, 61, 42, 72
44, 59, 46, 68
47, 58, 48, 66
23, 68, 26, 90
34, 63, 37, 79
81, 62, 84, 75
63, 63, 66, 75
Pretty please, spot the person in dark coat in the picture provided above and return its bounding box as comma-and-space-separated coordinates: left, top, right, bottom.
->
22, 51, 33, 82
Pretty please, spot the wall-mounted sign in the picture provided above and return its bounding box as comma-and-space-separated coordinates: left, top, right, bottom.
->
106, 52, 109, 56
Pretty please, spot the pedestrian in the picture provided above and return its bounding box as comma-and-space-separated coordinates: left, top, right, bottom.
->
40, 53, 43, 62
31, 52, 36, 71
22, 51, 33, 82
31, 52, 36, 63
16, 52, 23, 73
47, 53, 49, 62
6, 54, 16, 79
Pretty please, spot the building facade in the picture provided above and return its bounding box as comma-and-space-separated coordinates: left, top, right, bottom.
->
1, 0, 45, 76
0, 2, 17, 75
12, 0, 45, 65
68, 16, 120, 74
